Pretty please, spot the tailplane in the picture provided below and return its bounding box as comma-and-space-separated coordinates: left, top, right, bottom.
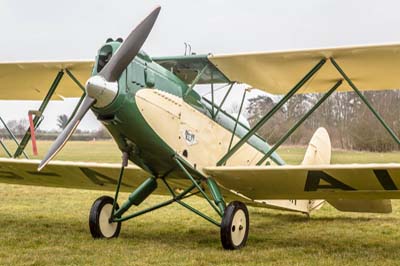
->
304, 128, 392, 214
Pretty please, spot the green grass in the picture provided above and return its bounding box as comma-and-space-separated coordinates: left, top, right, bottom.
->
1, 141, 400, 265
0, 140, 122, 163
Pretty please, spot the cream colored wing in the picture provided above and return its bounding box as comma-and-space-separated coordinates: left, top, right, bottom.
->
0, 158, 170, 195
209, 43, 400, 94
204, 164, 400, 200
0, 60, 94, 100
298, 128, 391, 213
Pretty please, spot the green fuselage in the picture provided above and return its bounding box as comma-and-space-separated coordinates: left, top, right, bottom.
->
90, 41, 283, 178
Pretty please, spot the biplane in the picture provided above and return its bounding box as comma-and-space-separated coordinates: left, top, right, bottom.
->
1, 6, 400, 249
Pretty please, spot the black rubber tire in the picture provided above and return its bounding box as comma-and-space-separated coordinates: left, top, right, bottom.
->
220, 201, 249, 250
89, 196, 121, 239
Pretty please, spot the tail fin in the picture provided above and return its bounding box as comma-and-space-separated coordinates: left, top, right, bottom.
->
252, 128, 330, 214
301, 127, 330, 212
302, 127, 331, 165
303, 128, 392, 213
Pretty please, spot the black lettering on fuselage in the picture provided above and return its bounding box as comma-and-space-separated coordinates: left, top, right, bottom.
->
304, 171, 355, 191
80, 167, 132, 188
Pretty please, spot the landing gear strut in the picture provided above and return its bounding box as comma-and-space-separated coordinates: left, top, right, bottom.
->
89, 152, 129, 239
88, 153, 251, 250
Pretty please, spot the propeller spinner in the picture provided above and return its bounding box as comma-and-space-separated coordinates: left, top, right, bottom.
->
38, 6, 161, 171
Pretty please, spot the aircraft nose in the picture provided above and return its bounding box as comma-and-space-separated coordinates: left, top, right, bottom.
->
85, 75, 118, 108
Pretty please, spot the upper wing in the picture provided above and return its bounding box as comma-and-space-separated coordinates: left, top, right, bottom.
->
208, 43, 400, 94
204, 164, 400, 200
0, 60, 94, 100
0, 158, 169, 195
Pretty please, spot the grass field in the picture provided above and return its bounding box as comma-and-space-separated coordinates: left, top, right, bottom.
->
1, 141, 400, 265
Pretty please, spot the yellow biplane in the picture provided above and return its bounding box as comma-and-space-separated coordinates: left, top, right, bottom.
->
1, 6, 400, 249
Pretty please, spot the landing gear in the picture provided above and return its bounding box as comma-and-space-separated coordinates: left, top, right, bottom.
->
89, 196, 121, 239
220, 201, 249, 250
87, 154, 250, 250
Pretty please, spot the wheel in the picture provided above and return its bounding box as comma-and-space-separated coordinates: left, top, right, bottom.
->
220, 201, 249, 250
89, 196, 121, 239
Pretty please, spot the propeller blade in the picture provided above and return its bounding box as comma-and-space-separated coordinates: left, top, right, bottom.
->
38, 96, 96, 171
99, 6, 161, 82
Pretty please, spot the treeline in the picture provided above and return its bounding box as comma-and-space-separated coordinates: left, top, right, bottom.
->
246, 90, 400, 152
0, 118, 111, 140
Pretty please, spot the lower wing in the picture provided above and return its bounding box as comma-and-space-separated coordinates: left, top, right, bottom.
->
0, 158, 169, 195
204, 164, 400, 200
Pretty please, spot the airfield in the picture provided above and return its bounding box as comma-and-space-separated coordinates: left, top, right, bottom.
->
1, 140, 400, 265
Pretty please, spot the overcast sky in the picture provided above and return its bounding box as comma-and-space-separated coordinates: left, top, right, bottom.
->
1, 0, 400, 130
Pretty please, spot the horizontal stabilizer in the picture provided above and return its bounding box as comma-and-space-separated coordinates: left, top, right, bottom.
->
327, 199, 392, 213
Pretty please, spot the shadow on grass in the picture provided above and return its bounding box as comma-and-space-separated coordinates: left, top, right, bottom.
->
252, 210, 398, 222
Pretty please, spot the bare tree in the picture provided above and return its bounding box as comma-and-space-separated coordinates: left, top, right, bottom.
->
246, 90, 400, 151
56, 114, 69, 130
6, 119, 28, 136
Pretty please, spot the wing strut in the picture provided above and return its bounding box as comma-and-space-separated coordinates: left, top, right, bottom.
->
256, 79, 342, 165
217, 58, 327, 166
184, 64, 209, 98
13, 70, 64, 157
13, 69, 87, 158
213, 82, 234, 118
0, 116, 28, 158
330, 58, 400, 145
228, 88, 247, 151
217, 56, 400, 167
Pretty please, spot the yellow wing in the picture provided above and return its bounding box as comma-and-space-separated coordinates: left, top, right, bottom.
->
0, 158, 170, 195
204, 164, 400, 200
209, 43, 400, 94
0, 60, 94, 100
